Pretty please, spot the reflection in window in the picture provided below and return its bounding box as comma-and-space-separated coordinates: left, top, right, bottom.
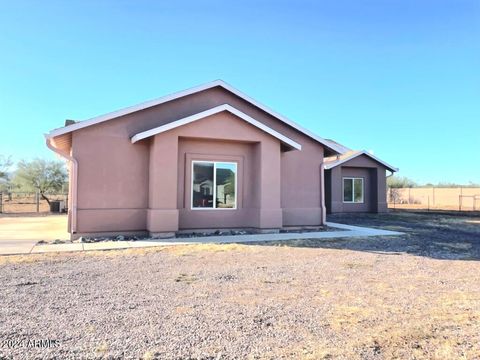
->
192, 161, 237, 209
215, 163, 236, 208
343, 178, 353, 202
343, 177, 364, 203
353, 178, 363, 203
192, 162, 214, 208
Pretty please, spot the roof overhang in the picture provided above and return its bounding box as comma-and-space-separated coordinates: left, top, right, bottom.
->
45, 80, 342, 154
131, 104, 302, 151
324, 150, 398, 172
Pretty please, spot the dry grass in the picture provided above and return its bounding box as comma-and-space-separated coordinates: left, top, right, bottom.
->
320, 292, 479, 359
164, 242, 252, 256
434, 242, 473, 250
0, 243, 250, 266
0, 252, 68, 266
85, 242, 251, 259
94, 341, 109, 356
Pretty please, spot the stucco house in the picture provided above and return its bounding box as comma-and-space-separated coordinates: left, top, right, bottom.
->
46, 80, 397, 238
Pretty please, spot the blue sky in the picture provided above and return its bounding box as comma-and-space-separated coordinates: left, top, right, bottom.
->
0, 0, 478, 184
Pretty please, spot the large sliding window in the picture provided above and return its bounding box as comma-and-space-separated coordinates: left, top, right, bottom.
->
192, 161, 237, 209
343, 177, 364, 203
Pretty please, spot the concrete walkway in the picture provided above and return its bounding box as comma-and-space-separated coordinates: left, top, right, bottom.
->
5, 222, 403, 255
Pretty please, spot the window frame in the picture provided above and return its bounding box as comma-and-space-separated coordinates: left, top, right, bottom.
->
342, 177, 364, 204
191, 160, 238, 210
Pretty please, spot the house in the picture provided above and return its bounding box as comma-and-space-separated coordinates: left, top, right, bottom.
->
45, 80, 397, 238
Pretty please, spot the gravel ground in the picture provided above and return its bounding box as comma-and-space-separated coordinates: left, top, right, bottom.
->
0, 212, 479, 359
326, 211, 480, 260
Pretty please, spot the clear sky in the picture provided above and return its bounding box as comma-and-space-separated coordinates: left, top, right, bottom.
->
0, 0, 478, 184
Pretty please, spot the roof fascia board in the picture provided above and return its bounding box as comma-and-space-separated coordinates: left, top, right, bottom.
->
131, 104, 302, 150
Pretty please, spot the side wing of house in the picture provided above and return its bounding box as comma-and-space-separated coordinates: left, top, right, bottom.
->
324, 152, 397, 213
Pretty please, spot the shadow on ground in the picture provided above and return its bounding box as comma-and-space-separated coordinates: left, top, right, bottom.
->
245, 211, 480, 261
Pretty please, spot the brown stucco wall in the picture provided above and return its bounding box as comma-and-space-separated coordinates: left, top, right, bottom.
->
72, 119, 150, 233
326, 154, 388, 214
67, 87, 326, 235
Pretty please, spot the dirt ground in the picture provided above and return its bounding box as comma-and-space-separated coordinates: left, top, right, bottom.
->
0, 215, 68, 242
389, 203, 480, 212
0, 215, 69, 255
0, 212, 479, 359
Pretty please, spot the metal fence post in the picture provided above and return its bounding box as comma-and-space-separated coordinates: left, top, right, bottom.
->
0, 192, 2, 213
36, 191, 40, 213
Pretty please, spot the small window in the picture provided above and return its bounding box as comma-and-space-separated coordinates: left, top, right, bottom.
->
192, 161, 237, 209
343, 177, 364, 203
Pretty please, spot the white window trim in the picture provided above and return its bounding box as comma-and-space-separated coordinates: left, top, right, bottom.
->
343, 177, 364, 204
191, 160, 238, 210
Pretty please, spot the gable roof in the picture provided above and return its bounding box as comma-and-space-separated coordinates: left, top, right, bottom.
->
324, 150, 398, 172
45, 80, 343, 154
131, 104, 302, 150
